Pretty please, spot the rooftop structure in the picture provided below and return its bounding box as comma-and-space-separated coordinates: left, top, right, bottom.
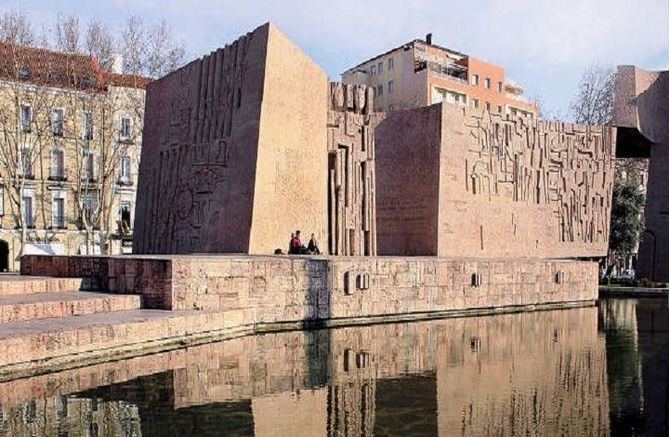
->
341, 35, 537, 118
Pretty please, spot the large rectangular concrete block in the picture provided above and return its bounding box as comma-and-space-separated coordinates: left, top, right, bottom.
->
134, 23, 328, 255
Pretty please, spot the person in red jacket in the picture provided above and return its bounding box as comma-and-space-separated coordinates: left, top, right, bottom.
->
289, 230, 304, 254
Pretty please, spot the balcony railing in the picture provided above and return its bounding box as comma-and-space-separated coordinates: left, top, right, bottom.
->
48, 168, 68, 182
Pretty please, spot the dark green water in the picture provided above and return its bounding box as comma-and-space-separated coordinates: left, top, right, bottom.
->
0, 297, 666, 436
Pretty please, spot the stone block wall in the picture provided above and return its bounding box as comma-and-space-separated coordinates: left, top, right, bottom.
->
21, 254, 597, 317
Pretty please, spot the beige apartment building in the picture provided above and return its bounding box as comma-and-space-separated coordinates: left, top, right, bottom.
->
0, 43, 148, 270
342, 34, 537, 117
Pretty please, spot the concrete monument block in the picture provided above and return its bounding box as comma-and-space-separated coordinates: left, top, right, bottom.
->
376, 104, 616, 258
133, 23, 328, 255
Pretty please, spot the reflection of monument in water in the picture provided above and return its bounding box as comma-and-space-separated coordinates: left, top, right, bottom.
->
0, 307, 610, 436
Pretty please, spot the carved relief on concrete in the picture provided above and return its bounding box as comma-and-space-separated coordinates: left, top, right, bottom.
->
327, 83, 379, 256
464, 113, 614, 245
135, 31, 258, 254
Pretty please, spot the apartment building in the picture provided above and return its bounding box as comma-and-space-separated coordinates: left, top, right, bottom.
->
342, 34, 537, 117
0, 43, 149, 270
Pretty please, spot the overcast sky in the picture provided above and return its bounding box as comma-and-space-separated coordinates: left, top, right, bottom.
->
8, 0, 669, 117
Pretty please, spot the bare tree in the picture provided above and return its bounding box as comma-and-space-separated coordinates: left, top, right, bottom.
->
145, 20, 185, 78
86, 20, 114, 70
570, 66, 616, 125
121, 16, 185, 78
54, 13, 80, 53
120, 16, 145, 76
0, 10, 35, 46
0, 45, 58, 257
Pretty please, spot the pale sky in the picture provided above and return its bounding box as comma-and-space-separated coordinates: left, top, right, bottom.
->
7, 0, 669, 117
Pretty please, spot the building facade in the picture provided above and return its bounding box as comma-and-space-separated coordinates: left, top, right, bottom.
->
0, 43, 149, 270
341, 35, 537, 117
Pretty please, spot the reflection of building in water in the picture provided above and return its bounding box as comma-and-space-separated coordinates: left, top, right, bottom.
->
0, 307, 610, 436
0, 396, 141, 437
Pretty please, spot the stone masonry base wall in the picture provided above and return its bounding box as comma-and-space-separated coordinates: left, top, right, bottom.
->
21, 255, 597, 326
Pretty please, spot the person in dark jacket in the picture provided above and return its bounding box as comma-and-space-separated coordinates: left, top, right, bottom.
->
307, 233, 320, 254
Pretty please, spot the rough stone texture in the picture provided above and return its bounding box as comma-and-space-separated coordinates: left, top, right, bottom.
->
376, 104, 616, 257
0, 292, 141, 323
327, 83, 380, 255
0, 276, 82, 296
614, 65, 669, 281
0, 306, 608, 436
0, 309, 227, 367
133, 23, 329, 255
22, 254, 597, 315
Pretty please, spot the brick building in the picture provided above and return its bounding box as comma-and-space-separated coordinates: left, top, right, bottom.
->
342, 34, 537, 117
0, 43, 149, 270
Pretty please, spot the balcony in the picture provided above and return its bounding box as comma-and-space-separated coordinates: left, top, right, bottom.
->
117, 177, 134, 187
420, 60, 468, 84
48, 168, 68, 182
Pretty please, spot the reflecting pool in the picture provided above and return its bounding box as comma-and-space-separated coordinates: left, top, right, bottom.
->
0, 297, 666, 436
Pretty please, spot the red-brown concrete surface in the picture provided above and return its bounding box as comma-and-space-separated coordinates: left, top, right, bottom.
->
614, 65, 669, 281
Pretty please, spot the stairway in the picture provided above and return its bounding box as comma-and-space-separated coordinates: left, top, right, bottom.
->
0, 275, 230, 380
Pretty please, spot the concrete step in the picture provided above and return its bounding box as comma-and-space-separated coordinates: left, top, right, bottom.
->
0, 292, 142, 324
0, 275, 83, 296
0, 309, 228, 370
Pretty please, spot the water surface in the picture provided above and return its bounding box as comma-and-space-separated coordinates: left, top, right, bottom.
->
0, 297, 666, 436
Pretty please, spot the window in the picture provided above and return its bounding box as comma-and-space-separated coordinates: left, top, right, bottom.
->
486, 102, 491, 111
120, 156, 132, 184
471, 74, 479, 86
377, 61, 383, 75
20, 147, 33, 178
120, 117, 132, 140
376, 85, 383, 96
18, 67, 30, 79
370, 65, 376, 75
52, 109, 64, 136
0, 186, 4, 216
53, 197, 65, 229
22, 195, 34, 228
120, 201, 132, 233
51, 149, 66, 180
433, 87, 467, 106
387, 80, 395, 94
485, 78, 491, 89
20, 104, 32, 132
388, 57, 394, 70
498, 82, 503, 93
84, 151, 96, 181
497, 105, 503, 113
473, 98, 479, 109
83, 193, 97, 223
82, 112, 93, 140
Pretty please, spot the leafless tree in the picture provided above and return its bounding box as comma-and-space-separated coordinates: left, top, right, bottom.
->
54, 13, 80, 53
0, 45, 58, 256
121, 16, 185, 78
120, 16, 145, 76
0, 10, 35, 46
145, 20, 185, 78
85, 20, 114, 70
570, 66, 616, 125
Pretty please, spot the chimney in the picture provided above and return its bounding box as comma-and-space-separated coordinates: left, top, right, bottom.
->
426, 33, 433, 45
111, 53, 124, 74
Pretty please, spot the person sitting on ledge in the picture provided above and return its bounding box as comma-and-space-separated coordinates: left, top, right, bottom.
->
289, 230, 305, 254
307, 233, 320, 255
